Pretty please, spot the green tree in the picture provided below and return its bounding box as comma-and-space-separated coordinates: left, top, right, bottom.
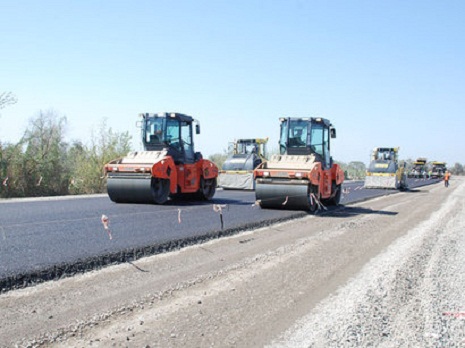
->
19, 110, 69, 196
208, 152, 228, 170
338, 161, 366, 180
451, 163, 464, 176
0, 91, 17, 111
403, 158, 414, 171
69, 120, 132, 194
1, 113, 132, 198
0, 142, 24, 197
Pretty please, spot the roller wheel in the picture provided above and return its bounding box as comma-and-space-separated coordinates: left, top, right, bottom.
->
151, 178, 170, 204
334, 184, 342, 205
198, 177, 217, 200
325, 183, 341, 206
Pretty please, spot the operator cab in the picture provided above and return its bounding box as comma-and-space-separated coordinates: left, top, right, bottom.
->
369, 147, 399, 174
140, 112, 200, 164
279, 117, 335, 169
375, 148, 397, 162
236, 139, 260, 155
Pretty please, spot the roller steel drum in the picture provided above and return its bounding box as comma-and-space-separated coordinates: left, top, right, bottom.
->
255, 181, 315, 211
107, 175, 170, 204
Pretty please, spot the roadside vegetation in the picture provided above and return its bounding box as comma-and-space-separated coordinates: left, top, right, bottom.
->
0, 110, 131, 198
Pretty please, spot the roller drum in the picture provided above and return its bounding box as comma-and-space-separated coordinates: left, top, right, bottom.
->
255, 182, 312, 210
107, 175, 155, 203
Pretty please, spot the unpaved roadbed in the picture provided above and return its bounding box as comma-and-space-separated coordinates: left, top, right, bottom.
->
0, 178, 462, 347
270, 178, 465, 347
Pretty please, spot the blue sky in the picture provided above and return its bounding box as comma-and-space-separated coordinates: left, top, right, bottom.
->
1, 0, 464, 165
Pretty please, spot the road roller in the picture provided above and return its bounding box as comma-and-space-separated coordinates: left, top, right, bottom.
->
104, 112, 218, 204
218, 138, 268, 190
364, 147, 407, 190
254, 117, 344, 212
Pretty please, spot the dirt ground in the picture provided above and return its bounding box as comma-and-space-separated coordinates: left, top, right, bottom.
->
1, 178, 464, 347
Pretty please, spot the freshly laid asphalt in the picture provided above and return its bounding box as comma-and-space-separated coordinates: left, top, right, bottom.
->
0, 177, 440, 291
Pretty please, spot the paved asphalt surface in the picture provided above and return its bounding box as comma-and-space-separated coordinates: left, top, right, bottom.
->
0, 177, 439, 291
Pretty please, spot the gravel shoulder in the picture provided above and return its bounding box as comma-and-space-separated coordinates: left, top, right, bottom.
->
0, 178, 462, 347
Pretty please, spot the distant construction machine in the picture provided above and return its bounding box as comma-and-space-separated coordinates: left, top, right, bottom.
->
408, 157, 428, 178
431, 161, 447, 178
218, 138, 268, 190
254, 117, 344, 212
104, 112, 218, 204
364, 147, 407, 190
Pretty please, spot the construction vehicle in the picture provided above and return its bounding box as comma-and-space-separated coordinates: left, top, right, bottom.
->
218, 138, 268, 190
104, 112, 218, 204
408, 157, 428, 178
253, 117, 344, 212
364, 147, 407, 190
431, 161, 447, 178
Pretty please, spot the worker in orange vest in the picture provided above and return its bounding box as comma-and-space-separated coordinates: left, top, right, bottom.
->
444, 170, 451, 187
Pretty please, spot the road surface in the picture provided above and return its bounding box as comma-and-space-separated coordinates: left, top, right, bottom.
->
0, 178, 436, 292
1, 177, 460, 347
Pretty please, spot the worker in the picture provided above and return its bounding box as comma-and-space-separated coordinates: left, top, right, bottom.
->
444, 170, 451, 187
290, 129, 306, 146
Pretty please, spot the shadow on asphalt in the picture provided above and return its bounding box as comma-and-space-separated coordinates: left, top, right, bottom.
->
163, 197, 254, 207
322, 205, 398, 218
208, 198, 256, 206
405, 188, 426, 193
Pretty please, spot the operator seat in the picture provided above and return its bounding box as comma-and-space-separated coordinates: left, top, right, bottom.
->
150, 134, 160, 144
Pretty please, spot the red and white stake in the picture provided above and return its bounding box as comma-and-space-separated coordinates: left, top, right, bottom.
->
101, 214, 113, 240
213, 204, 227, 230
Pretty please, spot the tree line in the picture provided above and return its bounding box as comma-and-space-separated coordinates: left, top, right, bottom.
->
0, 110, 131, 198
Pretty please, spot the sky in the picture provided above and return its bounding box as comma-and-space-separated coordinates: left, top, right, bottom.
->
1, 0, 464, 166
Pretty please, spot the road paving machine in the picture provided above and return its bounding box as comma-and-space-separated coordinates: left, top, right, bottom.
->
254, 117, 344, 212
431, 161, 447, 178
364, 147, 407, 190
408, 157, 428, 178
104, 112, 218, 204
218, 138, 268, 190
